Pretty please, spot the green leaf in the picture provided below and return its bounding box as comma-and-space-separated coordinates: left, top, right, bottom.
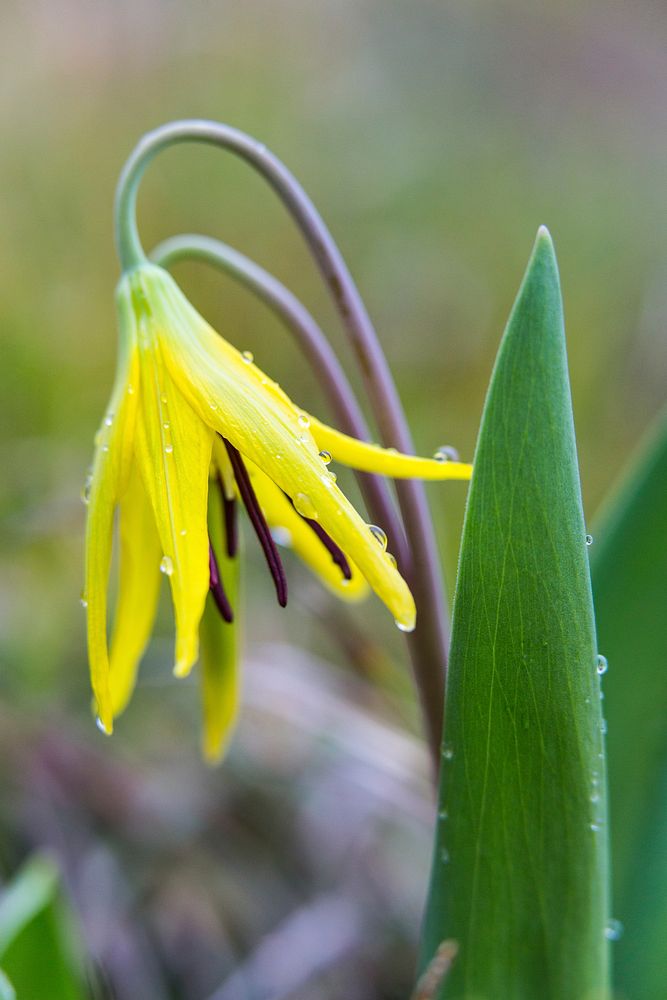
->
590, 411, 667, 1000
0, 969, 16, 1000
420, 229, 610, 998
0, 855, 86, 1000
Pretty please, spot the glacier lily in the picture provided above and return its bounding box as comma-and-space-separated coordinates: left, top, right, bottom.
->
84, 261, 471, 752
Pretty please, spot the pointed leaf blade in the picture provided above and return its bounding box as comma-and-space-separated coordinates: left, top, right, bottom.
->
420, 229, 609, 998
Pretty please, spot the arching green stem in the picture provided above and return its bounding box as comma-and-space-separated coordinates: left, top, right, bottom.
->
115, 120, 450, 769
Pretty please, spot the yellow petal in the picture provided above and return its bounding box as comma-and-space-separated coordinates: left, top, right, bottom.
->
124, 275, 214, 679
309, 417, 472, 480
199, 483, 241, 763
246, 460, 368, 602
84, 295, 139, 733
108, 462, 162, 717
132, 264, 416, 629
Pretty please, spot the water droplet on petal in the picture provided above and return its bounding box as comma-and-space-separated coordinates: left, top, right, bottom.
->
160, 555, 174, 576
180, 529, 187, 537
433, 445, 460, 463
104, 413, 114, 427
605, 919, 624, 941
102, 445, 109, 453
163, 422, 170, 430
294, 493, 317, 519
161, 394, 168, 404
79, 592, 88, 608
596, 654, 608, 675
241, 350, 254, 363
127, 384, 134, 395
275, 453, 283, 461
271, 527, 293, 547
96, 716, 110, 735
208, 400, 218, 410
324, 470, 337, 484
387, 553, 397, 568
319, 450, 333, 465
80, 474, 93, 505
298, 412, 310, 429
395, 619, 415, 633
368, 525, 388, 550
586, 533, 594, 546
165, 444, 173, 454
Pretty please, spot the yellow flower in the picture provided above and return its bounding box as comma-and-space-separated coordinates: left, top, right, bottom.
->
84, 261, 471, 756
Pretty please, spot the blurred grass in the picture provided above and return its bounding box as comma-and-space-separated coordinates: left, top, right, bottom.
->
0, 1, 666, 996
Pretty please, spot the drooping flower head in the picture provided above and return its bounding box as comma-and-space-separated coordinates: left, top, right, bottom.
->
84, 120, 472, 761
84, 262, 470, 755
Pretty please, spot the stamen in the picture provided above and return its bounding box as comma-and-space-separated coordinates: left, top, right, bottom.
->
222, 437, 288, 608
288, 497, 352, 580
217, 473, 238, 557
209, 542, 234, 622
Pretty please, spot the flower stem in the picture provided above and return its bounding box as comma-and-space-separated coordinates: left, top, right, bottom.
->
115, 120, 449, 769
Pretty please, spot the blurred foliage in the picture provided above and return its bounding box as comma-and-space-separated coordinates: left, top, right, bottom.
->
1, 1, 666, 996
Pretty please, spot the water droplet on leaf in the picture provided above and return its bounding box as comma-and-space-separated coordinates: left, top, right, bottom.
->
596, 654, 608, 675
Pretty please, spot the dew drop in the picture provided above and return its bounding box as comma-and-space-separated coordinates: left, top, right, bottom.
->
160, 393, 168, 404
163, 421, 170, 430
596, 654, 608, 675
438, 808, 448, 821
590, 822, 602, 833
325, 470, 337, 484
208, 400, 218, 410
605, 919, 624, 941
319, 450, 333, 465
275, 453, 283, 461
297, 412, 310, 429
80, 474, 93, 505
433, 445, 460, 463
104, 413, 114, 427
387, 553, 397, 568
395, 619, 415, 633
601, 718, 608, 735
160, 555, 174, 576
79, 592, 88, 608
164, 444, 173, 454
180, 529, 187, 537
95, 716, 110, 735
241, 350, 254, 363
442, 745, 454, 761
368, 525, 388, 550
586, 533, 594, 546
294, 493, 317, 519
102, 445, 109, 453
271, 527, 293, 547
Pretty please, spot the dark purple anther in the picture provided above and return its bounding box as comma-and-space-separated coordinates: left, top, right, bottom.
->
222, 436, 288, 608
217, 473, 238, 557
209, 542, 234, 623
288, 497, 352, 580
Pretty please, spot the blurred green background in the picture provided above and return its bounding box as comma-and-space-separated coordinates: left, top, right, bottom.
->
0, 1, 665, 997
